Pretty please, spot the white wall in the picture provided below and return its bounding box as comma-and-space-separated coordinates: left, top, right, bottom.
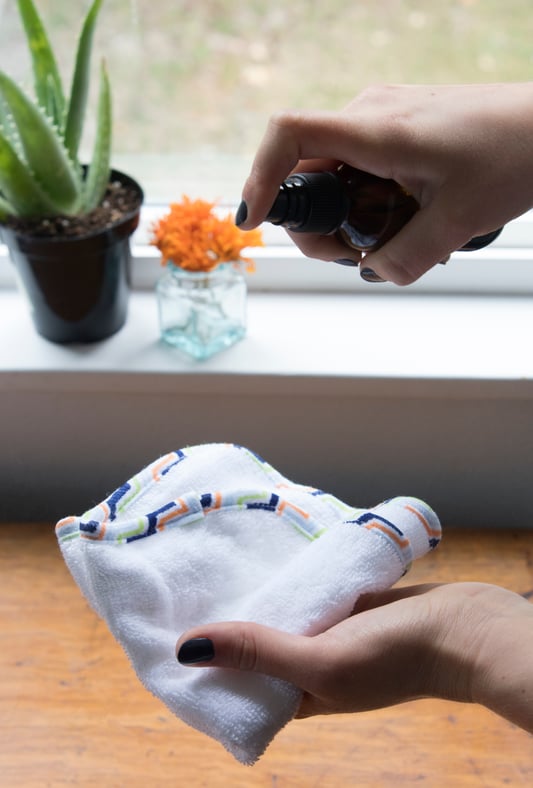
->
2, 372, 532, 528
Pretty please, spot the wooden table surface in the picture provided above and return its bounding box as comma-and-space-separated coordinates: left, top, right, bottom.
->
1, 523, 532, 787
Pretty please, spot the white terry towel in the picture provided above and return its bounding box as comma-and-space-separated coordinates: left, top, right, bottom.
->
56, 443, 441, 765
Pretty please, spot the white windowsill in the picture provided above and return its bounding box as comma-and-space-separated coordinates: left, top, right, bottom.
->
1, 289, 533, 391
2, 288, 533, 528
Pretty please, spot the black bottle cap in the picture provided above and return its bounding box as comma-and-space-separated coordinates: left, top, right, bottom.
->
266, 172, 349, 235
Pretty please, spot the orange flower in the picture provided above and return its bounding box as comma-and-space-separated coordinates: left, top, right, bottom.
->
150, 196, 263, 273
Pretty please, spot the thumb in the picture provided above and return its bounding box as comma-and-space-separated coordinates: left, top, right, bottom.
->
176, 621, 313, 686
362, 199, 468, 286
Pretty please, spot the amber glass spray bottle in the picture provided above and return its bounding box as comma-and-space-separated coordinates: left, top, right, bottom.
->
265, 164, 502, 252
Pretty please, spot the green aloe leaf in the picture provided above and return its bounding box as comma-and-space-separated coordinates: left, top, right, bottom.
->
0, 96, 14, 145
0, 130, 58, 217
0, 95, 8, 128
0, 194, 15, 221
16, 0, 65, 129
82, 60, 111, 213
0, 71, 81, 215
64, 0, 105, 162
0, 94, 22, 151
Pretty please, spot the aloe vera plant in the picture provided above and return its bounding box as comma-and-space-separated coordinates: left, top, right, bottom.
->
0, 0, 111, 222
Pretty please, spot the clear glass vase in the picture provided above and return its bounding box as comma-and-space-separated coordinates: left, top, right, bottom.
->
156, 262, 247, 360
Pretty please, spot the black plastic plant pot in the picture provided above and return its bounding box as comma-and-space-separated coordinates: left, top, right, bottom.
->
1, 169, 143, 344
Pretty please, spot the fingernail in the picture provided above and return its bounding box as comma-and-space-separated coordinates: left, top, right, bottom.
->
177, 637, 215, 665
360, 267, 385, 283
235, 200, 248, 227
334, 258, 359, 267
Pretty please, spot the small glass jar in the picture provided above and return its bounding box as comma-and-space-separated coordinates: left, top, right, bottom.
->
156, 262, 247, 360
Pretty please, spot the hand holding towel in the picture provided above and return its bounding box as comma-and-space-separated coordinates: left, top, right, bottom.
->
56, 443, 441, 764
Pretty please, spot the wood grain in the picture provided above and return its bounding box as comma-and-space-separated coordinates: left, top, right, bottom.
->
1, 524, 532, 787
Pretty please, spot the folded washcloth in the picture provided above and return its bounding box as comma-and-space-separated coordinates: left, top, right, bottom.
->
56, 443, 441, 765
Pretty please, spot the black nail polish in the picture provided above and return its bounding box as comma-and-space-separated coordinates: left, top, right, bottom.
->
235, 200, 248, 226
360, 267, 385, 283
334, 258, 358, 267
460, 227, 503, 250
177, 637, 215, 665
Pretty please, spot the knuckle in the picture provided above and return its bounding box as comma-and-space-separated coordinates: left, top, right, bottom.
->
346, 85, 419, 169
380, 113, 418, 154
267, 109, 307, 137
304, 642, 340, 696
356, 82, 391, 104
377, 249, 420, 285
233, 625, 260, 672
392, 268, 419, 286
289, 233, 328, 259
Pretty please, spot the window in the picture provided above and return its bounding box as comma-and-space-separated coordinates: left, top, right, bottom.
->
1, 0, 532, 293
1, 2, 532, 526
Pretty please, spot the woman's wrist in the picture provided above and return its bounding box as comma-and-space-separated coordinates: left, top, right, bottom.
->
469, 588, 533, 732
427, 583, 533, 731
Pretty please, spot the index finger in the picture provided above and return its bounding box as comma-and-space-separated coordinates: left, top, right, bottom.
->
239, 110, 378, 229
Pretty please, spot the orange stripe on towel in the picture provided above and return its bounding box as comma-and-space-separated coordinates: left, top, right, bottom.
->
203, 492, 222, 513
277, 500, 310, 519
55, 516, 76, 533
157, 498, 190, 530
365, 521, 410, 550
97, 501, 110, 522
151, 453, 176, 482
405, 504, 440, 538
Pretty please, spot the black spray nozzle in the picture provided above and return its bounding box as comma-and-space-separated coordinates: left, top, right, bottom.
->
265, 172, 350, 235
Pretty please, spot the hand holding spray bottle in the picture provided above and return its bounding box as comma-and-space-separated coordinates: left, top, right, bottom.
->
260, 164, 502, 260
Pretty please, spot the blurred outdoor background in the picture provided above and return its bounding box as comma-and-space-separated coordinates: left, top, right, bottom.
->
0, 0, 532, 199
